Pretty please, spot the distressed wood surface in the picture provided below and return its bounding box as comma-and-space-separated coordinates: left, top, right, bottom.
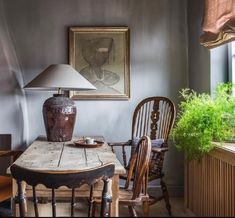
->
12, 136, 125, 217
13, 136, 125, 174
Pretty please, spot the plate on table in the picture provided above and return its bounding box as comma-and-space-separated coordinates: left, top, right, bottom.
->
74, 140, 104, 148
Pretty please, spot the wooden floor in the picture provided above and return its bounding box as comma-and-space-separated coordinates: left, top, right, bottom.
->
24, 198, 195, 217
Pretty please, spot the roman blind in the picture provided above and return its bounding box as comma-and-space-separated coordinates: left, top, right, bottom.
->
200, 0, 235, 49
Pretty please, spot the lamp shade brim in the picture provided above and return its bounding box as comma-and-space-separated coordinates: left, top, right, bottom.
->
24, 64, 97, 91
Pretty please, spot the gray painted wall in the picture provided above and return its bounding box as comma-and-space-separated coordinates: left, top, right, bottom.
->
0, 0, 188, 193
187, 0, 211, 93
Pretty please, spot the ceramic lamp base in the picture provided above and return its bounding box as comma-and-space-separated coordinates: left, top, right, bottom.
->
43, 94, 76, 142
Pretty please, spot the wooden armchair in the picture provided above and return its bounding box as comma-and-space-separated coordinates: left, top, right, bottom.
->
109, 97, 176, 215
10, 163, 115, 217
95, 136, 152, 217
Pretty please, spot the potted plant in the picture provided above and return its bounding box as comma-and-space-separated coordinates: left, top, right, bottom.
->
171, 83, 235, 160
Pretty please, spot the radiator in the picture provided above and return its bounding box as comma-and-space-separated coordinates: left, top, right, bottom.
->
185, 143, 235, 217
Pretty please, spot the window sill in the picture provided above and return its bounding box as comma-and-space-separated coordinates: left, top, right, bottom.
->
211, 141, 235, 166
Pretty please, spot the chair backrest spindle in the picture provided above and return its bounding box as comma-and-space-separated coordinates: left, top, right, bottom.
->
32, 186, 39, 217
88, 185, 94, 217
52, 188, 56, 217
132, 97, 176, 142
71, 188, 75, 217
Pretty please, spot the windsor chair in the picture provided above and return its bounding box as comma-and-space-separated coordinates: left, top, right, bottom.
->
95, 136, 152, 217
109, 97, 176, 215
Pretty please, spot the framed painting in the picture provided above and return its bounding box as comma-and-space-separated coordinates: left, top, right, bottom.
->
69, 27, 130, 99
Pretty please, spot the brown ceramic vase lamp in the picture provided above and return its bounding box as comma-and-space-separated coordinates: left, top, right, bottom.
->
43, 93, 77, 142
24, 64, 96, 142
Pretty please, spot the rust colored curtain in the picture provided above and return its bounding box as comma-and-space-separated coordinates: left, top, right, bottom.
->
200, 0, 235, 49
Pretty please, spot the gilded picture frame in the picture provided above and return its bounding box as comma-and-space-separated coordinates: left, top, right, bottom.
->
69, 27, 130, 99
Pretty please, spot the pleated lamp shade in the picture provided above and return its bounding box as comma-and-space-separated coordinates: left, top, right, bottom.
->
24, 64, 96, 142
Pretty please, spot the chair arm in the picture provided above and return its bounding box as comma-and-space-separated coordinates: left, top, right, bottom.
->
108, 140, 132, 147
108, 140, 132, 154
108, 140, 132, 169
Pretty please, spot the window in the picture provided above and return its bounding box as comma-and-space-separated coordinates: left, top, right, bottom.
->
210, 43, 228, 95
228, 41, 235, 94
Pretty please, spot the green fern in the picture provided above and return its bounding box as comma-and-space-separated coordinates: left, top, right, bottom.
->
171, 83, 235, 160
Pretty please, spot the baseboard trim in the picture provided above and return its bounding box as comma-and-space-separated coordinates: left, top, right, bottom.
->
148, 185, 184, 198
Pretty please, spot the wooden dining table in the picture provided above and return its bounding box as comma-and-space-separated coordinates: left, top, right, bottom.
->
11, 136, 126, 217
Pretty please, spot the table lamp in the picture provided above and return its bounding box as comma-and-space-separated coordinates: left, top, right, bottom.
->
24, 64, 96, 142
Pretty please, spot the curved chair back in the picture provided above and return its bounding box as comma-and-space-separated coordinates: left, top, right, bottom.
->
124, 136, 151, 200
132, 97, 176, 142
10, 163, 115, 217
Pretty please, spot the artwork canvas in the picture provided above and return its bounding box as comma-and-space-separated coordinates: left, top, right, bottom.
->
69, 27, 130, 99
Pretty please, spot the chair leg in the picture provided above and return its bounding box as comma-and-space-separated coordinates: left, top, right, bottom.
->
143, 200, 149, 217
161, 179, 172, 216
128, 206, 137, 217
92, 202, 97, 217
17, 181, 26, 217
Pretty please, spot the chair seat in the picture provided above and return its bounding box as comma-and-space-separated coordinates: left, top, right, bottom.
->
118, 188, 149, 206
0, 176, 12, 202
